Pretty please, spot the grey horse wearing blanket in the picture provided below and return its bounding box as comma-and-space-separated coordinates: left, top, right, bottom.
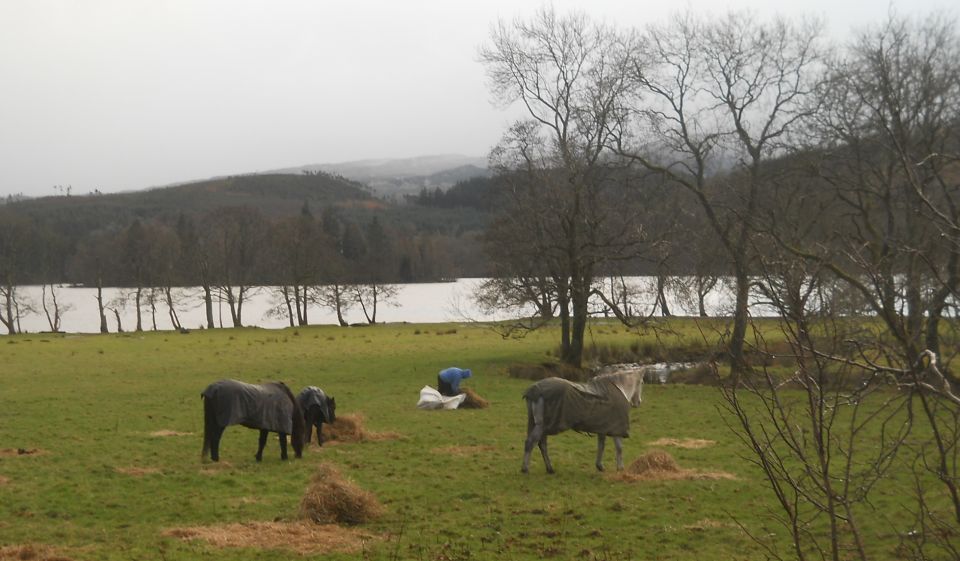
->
201, 379, 305, 462
522, 370, 644, 474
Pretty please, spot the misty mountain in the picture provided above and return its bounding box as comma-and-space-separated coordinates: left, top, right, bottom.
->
265, 154, 490, 198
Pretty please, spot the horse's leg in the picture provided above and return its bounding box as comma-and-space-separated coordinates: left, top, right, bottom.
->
316, 421, 324, 446
613, 436, 624, 471
538, 434, 554, 474
278, 432, 288, 460
208, 425, 225, 462
522, 400, 538, 474
255, 429, 268, 462
596, 434, 607, 472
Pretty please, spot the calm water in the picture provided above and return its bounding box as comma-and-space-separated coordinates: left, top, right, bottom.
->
5, 278, 742, 334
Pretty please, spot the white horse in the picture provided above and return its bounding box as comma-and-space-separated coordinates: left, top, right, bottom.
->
522, 369, 644, 474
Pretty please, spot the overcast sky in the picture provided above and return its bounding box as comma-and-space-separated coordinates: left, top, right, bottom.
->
0, 1, 955, 198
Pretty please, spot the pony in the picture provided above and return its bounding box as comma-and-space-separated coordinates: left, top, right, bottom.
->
297, 386, 337, 446
201, 379, 305, 462
521, 369, 644, 474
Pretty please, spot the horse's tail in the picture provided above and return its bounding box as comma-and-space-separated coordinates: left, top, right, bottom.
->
201, 393, 215, 460
275, 382, 306, 458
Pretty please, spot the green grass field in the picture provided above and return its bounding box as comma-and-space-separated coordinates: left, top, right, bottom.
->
0, 321, 922, 560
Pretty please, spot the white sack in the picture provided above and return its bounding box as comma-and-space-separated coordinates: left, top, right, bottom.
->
417, 385, 466, 410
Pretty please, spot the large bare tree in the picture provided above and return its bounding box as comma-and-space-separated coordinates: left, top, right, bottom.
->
480, 7, 645, 367
613, 11, 826, 378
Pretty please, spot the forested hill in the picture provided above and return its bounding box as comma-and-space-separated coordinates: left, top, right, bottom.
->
9, 173, 376, 221
1, 170, 494, 286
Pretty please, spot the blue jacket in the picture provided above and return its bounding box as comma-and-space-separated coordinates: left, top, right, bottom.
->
438, 367, 472, 393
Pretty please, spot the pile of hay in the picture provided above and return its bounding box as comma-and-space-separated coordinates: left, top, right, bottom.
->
164, 521, 375, 555
614, 450, 737, 482
320, 414, 401, 443
0, 544, 73, 561
299, 463, 385, 525
459, 387, 489, 409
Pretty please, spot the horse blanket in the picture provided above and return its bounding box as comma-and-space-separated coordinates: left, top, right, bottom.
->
523, 377, 631, 437
201, 379, 296, 434
298, 386, 333, 421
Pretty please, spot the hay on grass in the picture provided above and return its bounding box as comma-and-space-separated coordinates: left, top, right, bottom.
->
299, 463, 385, 525
613, 451, 737, 482
320, 414, 401, 443
459, 387, 489, 409
647, 438, 716, 449
0, 544, 74, 561
163, 521, 376, 555
149, 430, 193, 437
0, 476, 9, 486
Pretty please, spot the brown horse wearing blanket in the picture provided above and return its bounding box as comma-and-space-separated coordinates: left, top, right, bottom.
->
201, 379, 305, 462
522, 369, 644, 474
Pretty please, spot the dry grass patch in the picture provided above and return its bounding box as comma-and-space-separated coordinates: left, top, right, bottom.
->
431, 445, 496, 457
0, 544, 74, 561
459, 387, 489, 409
0, 476, 9, 486
163, 521, 377, 555
320, 414, 401, 444
683, 518, 736, 531
300, 463, 385, 525
0, 448, 47, 458
648, 437, 716, 449
149, 430, 193, 437
114, 466, 162, 476
613, 451, 737, 482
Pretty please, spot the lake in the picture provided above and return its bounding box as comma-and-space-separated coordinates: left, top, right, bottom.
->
5, 277, 744, 334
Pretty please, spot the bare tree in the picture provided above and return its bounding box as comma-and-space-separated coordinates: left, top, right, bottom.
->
614, 11, 826, 379
480, 7, 646, 367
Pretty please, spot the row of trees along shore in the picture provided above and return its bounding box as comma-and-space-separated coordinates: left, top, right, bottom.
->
0, 201, 481, 334
477, 7, 960, 560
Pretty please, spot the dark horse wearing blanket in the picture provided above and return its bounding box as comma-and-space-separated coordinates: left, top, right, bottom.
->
297, 386, 336, 446
201, 379, 305, 462
522, 370, 644, 474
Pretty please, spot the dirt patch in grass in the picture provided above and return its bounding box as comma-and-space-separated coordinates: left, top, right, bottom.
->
163, 521, 377, 555
199, 460, 234, 474
0, 448, 47, 458
320, 414, 401, 444
0, 544, 74, 561
150, 430, 194, 437
0, 476, 9, 486
612, 451, 737, 482
115, 466, 162, 476
459, 387, 489, 409
299, 463, 385, 525
647, 438, 716, 449
431, 445, 496, 457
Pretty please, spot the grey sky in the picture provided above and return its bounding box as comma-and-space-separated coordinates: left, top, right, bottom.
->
0, 0, 954, 198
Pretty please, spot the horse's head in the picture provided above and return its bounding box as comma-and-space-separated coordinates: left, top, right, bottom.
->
327, 396, 337, 424
630, 372, 644, 406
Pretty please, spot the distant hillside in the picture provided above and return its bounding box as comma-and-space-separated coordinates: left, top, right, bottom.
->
266, 154, 490, 198
10, 172, 376, 223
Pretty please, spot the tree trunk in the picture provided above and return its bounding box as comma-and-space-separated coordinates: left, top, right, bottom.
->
96, 276, 108, 334
135, 286, 143, 332
202, 284, 214, 329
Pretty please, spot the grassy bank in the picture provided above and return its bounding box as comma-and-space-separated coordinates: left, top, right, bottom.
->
0, 321, 919, 560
